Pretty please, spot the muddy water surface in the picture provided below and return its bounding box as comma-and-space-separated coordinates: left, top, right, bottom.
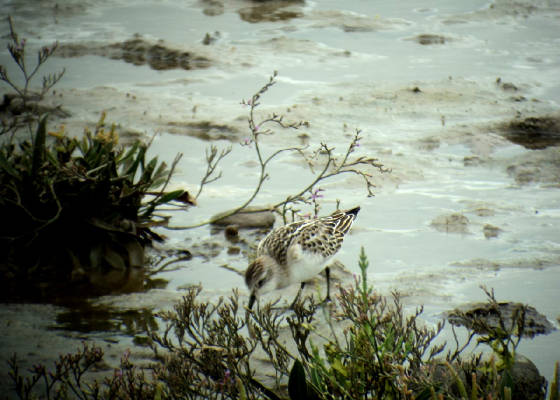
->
1, 0, 559, 392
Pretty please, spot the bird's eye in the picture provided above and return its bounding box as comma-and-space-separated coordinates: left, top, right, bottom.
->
257, 279, 265, 288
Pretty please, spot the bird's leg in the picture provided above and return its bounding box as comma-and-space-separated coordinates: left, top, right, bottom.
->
322, 266, 331, 304
290, 282, 306, 309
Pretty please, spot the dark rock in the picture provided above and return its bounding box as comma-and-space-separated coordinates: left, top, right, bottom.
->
421, 356, 546, 400
224, 225, 240, 242
447, 302, 555, 337
211, 206, 275, 228
510, 354, 547, 400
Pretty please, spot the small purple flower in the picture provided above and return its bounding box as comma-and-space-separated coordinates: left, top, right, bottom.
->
311, 188, 324, 200
254, 124, 260, 132
241, 137, 252, 146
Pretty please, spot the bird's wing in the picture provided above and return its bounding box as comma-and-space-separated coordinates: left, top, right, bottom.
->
259, 210, 357, 265
293, 217, 344, 259
258, 219, 314, 266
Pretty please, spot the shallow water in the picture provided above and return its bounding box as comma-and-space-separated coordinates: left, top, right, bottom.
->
1, 0, 560, 392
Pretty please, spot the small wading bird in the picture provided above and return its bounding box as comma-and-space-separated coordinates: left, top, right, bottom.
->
245, 206, 360, 309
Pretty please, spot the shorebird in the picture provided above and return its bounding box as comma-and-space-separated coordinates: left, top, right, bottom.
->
245, 206, 360, 309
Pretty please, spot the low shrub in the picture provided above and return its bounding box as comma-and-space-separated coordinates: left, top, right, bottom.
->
0, 114, 186, 301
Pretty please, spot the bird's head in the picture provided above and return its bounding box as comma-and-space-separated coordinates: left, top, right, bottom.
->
245, 255, 276, 309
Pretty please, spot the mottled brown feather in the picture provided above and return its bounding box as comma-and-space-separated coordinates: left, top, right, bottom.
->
257, 207, 359, 267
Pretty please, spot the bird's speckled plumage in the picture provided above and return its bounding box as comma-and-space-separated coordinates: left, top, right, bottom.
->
245, 206, 360, 307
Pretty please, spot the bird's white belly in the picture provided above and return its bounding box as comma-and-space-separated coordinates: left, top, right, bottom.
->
284, 246, 328, 287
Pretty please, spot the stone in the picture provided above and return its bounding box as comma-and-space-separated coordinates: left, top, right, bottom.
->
211, 206, 275, 228
447, 302, 555, 337
224, 225, 240, 242
510, 354, 547, 400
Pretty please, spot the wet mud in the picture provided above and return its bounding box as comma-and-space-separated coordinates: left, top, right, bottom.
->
238, 2, 303, 23
56, 36, 212, 71
2, 0, 560, 390
200, 0, 304, 22
167, 120, 240, 141
410, 34, 448, 45
431, 213, 470, 234
502, 115, 560, 150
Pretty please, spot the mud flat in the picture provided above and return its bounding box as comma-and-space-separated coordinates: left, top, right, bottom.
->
1, 0, 559, 392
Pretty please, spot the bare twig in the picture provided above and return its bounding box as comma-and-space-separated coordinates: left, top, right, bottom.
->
167, 72, 388, 230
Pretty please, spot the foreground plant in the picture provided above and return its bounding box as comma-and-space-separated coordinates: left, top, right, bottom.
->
0, 114, 187, 300
6, 249, 559, 399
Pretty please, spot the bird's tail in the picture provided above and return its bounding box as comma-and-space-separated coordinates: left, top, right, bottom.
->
345, 206, 361, 218
332, 206, 360, 234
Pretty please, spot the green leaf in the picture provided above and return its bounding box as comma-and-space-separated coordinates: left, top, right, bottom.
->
331, 358, 348, 378
125, 145, 146, 177
0, 151, 20, 179
141, 156, 158, 182
154, 189, 185, 205
31, 114, 48, 177
288, 360, 308, 400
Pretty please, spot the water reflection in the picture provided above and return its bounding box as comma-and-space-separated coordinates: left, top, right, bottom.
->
51, 304, 159, 338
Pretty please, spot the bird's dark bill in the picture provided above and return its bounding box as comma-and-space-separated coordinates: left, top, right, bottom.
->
248, 293, 256, 309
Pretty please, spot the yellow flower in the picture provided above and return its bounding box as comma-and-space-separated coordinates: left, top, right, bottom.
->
95, 125, 119, 144
47, 124, 66, 139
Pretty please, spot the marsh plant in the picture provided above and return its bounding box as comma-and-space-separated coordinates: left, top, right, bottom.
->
169, 71, 390, 229
0, 17, 67, 135
0, 114, 188, 301
8, 249, 558, 399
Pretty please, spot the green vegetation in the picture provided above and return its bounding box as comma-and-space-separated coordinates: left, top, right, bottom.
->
0, 114, 186, 300
6, 249, 558, 399
1, 16, 557, 400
